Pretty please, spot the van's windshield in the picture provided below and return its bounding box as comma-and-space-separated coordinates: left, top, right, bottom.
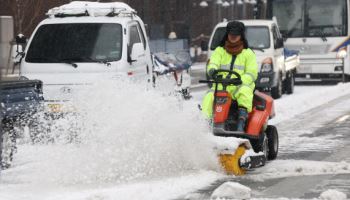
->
26, 23, 122, 63
210, 26, 270, 51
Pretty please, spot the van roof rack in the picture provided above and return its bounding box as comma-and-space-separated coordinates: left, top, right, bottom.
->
46, 1, 137, 18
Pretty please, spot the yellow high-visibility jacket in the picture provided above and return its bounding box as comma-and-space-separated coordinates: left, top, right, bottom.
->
202, 47, 258, 117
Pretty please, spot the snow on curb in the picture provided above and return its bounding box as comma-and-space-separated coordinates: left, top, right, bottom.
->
248, 160, 350, 181
271, 83, 350, 124
211, 181, 251, 200
319, 189, 347, 200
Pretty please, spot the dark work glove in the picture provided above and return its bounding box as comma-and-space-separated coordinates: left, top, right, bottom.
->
207, 68, 216, 79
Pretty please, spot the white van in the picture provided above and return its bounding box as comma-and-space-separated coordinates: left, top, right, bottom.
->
17, 2, 153, 111
208, 20, 299, 99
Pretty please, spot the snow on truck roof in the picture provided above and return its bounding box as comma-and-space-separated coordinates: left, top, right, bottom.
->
216, 20, 276, 28
46, 1, 136, 18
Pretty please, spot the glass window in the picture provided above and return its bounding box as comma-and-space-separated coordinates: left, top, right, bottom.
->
246, 26, 271, 49
307, 0, 347, 37
26, 23, 123, 63
271, 0, 347, 37
129, 25, 141, 49
210, 27, 226, 51
210, 26, 270, 51
136, 22, 147, 50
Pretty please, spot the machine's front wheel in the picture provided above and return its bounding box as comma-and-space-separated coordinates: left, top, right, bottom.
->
266, 125, 279, 160
219, 145, 246, 175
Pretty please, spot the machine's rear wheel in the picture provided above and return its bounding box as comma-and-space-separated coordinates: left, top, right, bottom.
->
266, 125, 279, 160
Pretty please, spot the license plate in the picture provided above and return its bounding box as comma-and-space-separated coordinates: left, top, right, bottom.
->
47, 104, 63, 113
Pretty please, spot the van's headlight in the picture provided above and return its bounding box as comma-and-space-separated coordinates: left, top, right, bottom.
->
337, 47, 347, 59
261, 57, 273, 73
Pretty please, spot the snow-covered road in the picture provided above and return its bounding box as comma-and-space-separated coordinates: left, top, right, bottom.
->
1, 80, 350, 200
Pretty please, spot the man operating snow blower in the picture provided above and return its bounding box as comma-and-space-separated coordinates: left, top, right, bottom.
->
202, 21, 258, 132
200, 21, 278, 175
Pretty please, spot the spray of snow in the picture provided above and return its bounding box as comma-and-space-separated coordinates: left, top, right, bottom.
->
9, 78, 220, 185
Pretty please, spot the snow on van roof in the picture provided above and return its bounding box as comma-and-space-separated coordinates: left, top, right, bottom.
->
47, 1, 136, 18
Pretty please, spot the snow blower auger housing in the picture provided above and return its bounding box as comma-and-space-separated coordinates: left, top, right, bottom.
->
199, 69, 279, 175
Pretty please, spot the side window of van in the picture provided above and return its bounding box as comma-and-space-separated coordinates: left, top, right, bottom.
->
136, 22, 147, 50
129, 25, 141, 49
272, 25, 283, 49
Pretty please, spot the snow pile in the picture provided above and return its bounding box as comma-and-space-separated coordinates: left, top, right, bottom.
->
10, 79, 220, 185
319, 189, 347, 200
210, 181, 251, 200
249, 160, 350, 180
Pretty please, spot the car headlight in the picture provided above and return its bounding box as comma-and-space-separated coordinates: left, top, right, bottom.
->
260, 57, 273, 73
337, 47, 347, 59
261, 63, 272, 72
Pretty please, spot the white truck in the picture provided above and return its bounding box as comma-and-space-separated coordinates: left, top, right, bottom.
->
16, 2, 153, 112
208, 20, 300, 99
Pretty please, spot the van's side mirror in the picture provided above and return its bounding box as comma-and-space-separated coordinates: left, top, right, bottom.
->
16, 34, 27, 45
13, 34, 27, 64
201, 41, 208, 51
274, 38, 284, 49
128, 43, 144, 63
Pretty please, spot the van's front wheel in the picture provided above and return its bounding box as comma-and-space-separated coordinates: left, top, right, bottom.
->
271, 74, 283, 99
284, 71, 294, 94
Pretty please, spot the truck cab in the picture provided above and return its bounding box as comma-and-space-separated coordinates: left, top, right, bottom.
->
208, 20, 299, 99
17, 2, 152, 111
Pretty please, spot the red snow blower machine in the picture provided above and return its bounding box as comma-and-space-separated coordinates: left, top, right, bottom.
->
199, 69, 278, 175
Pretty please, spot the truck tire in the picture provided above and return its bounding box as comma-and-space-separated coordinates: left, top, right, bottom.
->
266, 125, 278, 160
285, 71, 294, 94
271, 74, 283, 99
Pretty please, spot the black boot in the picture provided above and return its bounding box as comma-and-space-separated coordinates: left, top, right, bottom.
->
237, 108, 248, 132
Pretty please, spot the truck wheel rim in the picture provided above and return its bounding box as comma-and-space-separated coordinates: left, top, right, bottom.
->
274, 133, 278, 152
263, 136, 268, 158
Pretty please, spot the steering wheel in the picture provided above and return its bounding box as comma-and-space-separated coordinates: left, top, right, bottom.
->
199, 69, 242, 86
212, 69, 241, 80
